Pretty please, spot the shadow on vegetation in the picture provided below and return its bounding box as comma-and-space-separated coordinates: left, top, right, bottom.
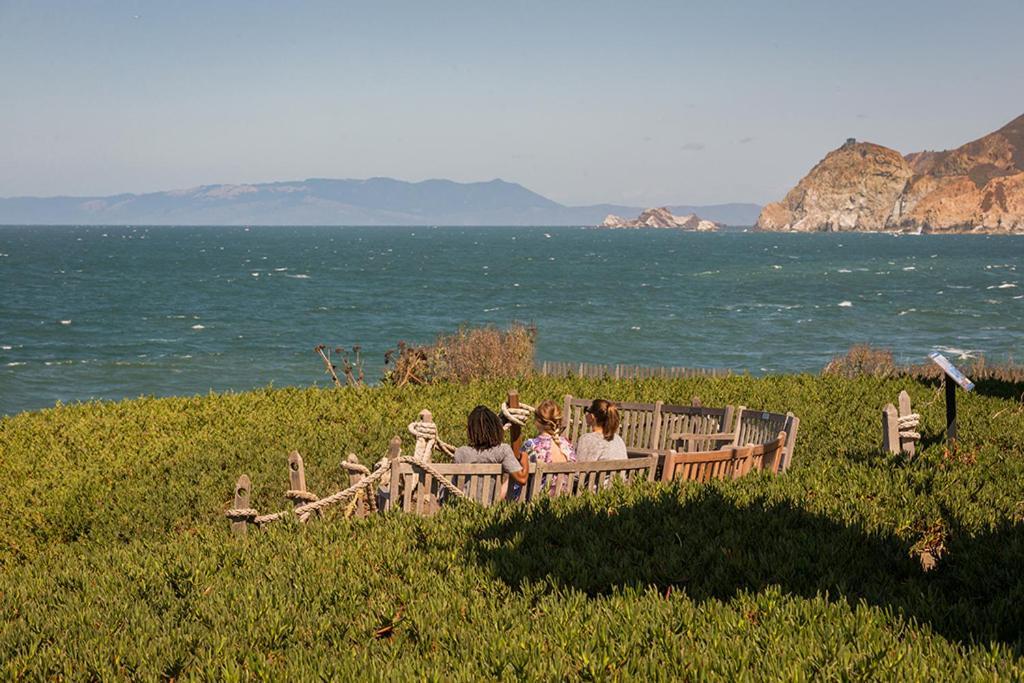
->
971, 378, 1024, 402
473, 487, 1024, 649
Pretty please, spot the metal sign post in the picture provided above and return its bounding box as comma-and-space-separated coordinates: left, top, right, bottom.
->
928, 352, 975, 448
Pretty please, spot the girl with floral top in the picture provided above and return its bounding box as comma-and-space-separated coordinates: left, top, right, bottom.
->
514, 400, 575, 498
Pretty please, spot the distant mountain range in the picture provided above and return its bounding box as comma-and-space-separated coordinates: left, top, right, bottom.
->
0, 177, 761, 226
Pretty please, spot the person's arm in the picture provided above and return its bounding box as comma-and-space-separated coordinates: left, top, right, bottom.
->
511, 447, 530, 485
505, 444, 530, 486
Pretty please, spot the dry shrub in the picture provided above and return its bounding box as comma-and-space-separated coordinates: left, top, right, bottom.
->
823, 344, 897, 379
384, 323, 536, 385
825, 345, 1024, 383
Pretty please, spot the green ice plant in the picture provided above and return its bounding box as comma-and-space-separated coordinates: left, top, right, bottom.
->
0, 375, 1022, 679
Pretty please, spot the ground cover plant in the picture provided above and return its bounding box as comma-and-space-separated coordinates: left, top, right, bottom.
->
1, 375, 1023, 679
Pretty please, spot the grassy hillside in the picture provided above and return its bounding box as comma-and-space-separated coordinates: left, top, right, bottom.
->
1, 375, 1022, 679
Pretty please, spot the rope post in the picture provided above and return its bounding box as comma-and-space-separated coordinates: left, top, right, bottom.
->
882, 403, 899, 455
344, 454, 366, 517
232, 475, 252, 536
507, 390, 524, 454
288, 451, 307, 503
285, 450, 320, 521
383, 436, 402, 512
415, 409, 434, 462
897, 390, 916, 458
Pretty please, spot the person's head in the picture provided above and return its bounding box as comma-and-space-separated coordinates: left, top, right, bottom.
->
533, 400, 563, 436
585, 399, 620, 441
466, 405, 504, 450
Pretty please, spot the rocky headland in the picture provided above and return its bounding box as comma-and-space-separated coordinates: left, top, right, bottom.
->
756, 113, 1024, 233
601, 207, 719, 231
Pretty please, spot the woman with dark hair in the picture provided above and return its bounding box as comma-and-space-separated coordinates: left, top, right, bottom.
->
576, 399, 627, 461
453, 405, 529, 485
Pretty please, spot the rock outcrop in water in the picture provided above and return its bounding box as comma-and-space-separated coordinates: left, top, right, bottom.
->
757, 113, 1024, 233
601, 207, 719, 231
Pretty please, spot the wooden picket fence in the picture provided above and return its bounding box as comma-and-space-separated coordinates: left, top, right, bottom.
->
538, 361, 732, 380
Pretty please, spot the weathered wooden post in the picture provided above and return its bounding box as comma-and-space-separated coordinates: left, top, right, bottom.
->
507, 389, 524, 454
897, 390, 916, 458
384, 436, 402, 512
288, 450, 307, 505
344, 453, 367, 517
928, 352, 975, 449
286, 450, 319, 521
506, 390, 525, 501
232, 474, 252, 537
882, 403, 900, 455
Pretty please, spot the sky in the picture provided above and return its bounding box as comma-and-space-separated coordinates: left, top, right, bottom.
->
0, 0, 1022, 207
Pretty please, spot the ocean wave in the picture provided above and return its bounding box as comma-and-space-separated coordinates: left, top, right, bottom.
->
286, 274, 311, 279
934, 346, 978, 360
191, 324, 205, 330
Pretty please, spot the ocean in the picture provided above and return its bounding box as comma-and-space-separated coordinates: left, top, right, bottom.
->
1, 225, 1021, 415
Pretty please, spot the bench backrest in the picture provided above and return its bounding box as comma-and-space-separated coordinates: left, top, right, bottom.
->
528, 455, 657, 500
661, 433, 786, 483
389, 461, 507, 515
737, 410, 800, 473
658, 403, 738, 452
562, 395, 662, 453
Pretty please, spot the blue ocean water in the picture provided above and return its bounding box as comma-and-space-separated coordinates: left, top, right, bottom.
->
1, 225, 1021, 415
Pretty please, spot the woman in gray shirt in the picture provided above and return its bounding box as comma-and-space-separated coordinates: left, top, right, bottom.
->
575, 399, 628, 461
452, 405, 529, 486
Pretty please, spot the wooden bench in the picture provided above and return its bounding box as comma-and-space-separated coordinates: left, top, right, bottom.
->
562, 395, 663, 457
660, 402, 741, 453
736, 410, 800, 473
528, 455, 658, 500
661, 433, 786, 483
387, 461, 508, 515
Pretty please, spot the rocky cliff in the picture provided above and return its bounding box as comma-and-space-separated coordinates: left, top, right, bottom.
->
601, 207, 718, 231
756, 113, 1024, 233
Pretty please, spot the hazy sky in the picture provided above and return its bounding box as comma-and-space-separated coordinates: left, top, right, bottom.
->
1, 1, 1022, 206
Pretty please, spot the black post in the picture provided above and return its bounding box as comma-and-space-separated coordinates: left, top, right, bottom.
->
944, 376, 957, 448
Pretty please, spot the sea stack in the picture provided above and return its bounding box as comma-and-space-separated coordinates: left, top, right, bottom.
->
601, 207, 718, 231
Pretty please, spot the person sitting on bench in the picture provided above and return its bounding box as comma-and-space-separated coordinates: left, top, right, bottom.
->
576, 399, 627, 461
453, 405, 529, 485
520, 400, 576, 466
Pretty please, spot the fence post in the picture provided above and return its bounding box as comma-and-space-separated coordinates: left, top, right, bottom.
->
882, 403, 900, 454
345, 453, 367, 517
897, 390, 916, 458
382, 436, 402, 512
286, 450, 316, 521
232, 474, 251, 537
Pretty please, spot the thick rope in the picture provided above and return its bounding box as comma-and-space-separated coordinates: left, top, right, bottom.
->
898, 413, 921, 441
408, 419, 456, 458
225, 508, 257, 522
407, 458, 468, 499
226, 454, 473, 528
340, 460, 371, 475
292, 457, 392, 522
284, 489, 319, 503
500, 401, 535, 429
